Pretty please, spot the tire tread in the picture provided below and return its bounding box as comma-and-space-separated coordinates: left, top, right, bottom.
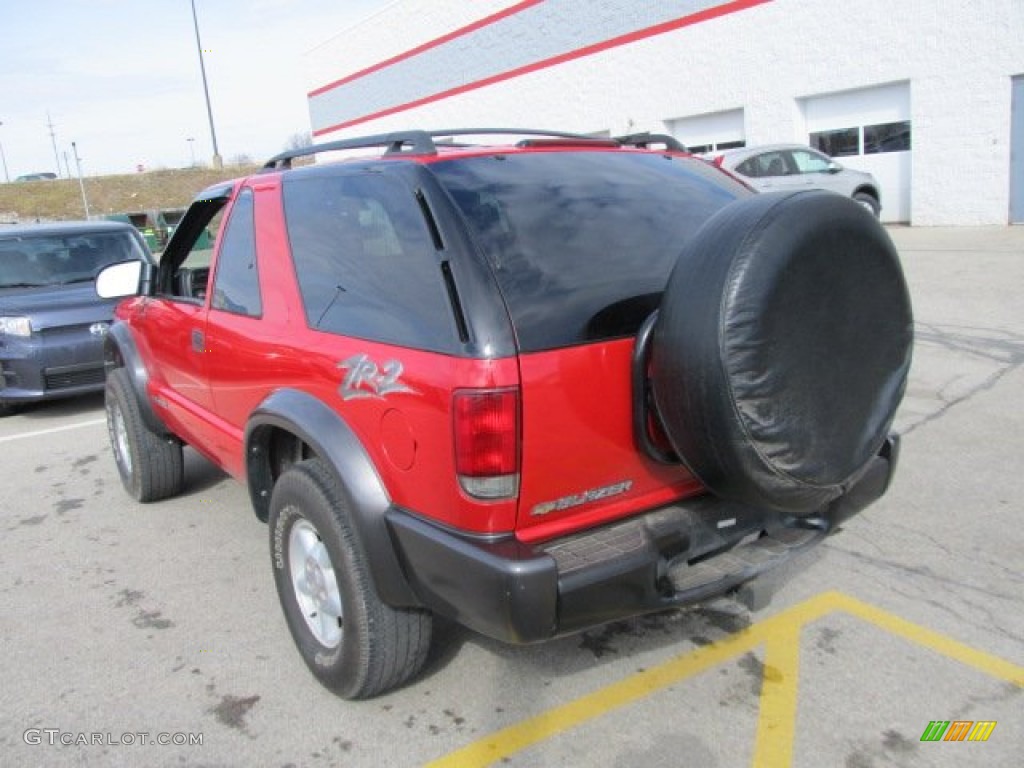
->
106, 368, 184, 502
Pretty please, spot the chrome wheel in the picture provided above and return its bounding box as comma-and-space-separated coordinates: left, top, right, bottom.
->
288, 517, 343, 648
110, 401, 133, 476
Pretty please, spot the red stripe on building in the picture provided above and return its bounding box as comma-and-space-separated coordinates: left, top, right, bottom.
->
312, 0, 772, 136
308, 0, 546, 98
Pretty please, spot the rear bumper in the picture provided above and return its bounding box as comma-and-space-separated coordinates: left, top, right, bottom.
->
387, 435, 899, 643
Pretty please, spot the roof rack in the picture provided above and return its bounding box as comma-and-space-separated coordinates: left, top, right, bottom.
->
614, 133, 688, 152
262, 131, 436, 170
262, 128, 629, 170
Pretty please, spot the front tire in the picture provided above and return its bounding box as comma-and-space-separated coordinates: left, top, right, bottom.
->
105, 367, 184, 502
269, 458, 432, 699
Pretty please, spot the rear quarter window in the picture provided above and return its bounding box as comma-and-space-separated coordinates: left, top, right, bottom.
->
283, 170, 458, 352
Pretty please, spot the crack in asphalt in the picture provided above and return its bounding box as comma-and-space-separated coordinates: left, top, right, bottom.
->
826, 543, 1024, 607
901, 323, 1024, 436
887, 583, 1024, 646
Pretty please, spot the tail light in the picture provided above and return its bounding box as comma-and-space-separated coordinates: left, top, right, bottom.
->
453, 388, 519, 499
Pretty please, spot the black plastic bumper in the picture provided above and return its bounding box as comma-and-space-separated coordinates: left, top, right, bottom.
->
386, 435, 899, 644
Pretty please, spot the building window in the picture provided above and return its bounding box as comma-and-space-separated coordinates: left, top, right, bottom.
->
864, 121, 911, 154
687, 140, 745, 154
809, 127, 859, 157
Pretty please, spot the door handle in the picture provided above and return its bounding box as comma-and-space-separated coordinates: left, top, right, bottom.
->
191, 329, 205, 353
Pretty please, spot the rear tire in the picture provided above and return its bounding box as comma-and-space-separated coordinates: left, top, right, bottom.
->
269, 458, 432, 699
105, 367, 184, 502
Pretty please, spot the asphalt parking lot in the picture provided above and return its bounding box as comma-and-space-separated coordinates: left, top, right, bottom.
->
1, 226, 1022, 768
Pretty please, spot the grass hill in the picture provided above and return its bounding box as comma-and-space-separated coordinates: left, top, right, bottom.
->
0, 165, 260, 224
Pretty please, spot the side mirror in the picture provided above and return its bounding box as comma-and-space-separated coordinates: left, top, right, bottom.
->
827, 162, 842, 174
96, 260, 152, 299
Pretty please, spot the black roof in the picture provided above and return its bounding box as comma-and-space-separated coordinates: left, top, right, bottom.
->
0, 220, 137, 239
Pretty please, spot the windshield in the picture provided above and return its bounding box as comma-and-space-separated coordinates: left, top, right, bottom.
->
431, 150, 750, 351
0, 231, 146, 289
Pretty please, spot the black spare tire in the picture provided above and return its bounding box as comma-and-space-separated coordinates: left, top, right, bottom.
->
651, 190, 912, 514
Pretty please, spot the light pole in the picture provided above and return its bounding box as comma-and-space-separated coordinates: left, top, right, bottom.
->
187, 137, 196, 167
71, 142, 91, 218
47, 112, 61, 178
0, 120, 9, 183
190, 0, 222, 169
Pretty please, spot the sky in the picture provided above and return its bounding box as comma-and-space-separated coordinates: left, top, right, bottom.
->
0, 0, 396, 179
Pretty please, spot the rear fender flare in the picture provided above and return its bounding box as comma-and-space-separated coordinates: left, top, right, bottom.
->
244, 389, 418, 607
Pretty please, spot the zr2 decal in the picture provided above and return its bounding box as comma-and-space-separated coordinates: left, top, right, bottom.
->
338, 354, 416, 401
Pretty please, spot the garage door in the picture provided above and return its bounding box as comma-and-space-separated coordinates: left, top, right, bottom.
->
667, 109, 745, 154
801, 83, 911, 223
1012, 76, 1024, 223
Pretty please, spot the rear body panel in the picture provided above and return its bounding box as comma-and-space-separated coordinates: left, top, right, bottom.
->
517, 340, 702, 541
430, 149, 749, 540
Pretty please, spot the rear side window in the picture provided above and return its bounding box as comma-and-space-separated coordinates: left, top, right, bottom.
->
432, 151, 748, 351
283, 170, 456, 351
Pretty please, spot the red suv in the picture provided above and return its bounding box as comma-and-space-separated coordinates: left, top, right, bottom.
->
96, 129, 912, 698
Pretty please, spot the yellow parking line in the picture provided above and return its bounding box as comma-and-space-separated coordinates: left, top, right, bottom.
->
831, 592, 1024, 686
426, 591, 1024, 768
751, 622, 801, 768
425, 626, 764, 768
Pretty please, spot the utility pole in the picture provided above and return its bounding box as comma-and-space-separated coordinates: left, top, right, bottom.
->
0, 120, 9, 183
190, 0, 222, 169
47, 112, 61, 178
62, 150, 71, 179
71, 142, 91, 218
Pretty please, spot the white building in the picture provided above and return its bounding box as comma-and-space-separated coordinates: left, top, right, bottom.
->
306, 0, 1024, 225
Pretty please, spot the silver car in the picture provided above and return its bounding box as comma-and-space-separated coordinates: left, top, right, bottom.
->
707, 144, 881, 217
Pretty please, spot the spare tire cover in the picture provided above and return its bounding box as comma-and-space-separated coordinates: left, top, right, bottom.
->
651, 190, 913, 514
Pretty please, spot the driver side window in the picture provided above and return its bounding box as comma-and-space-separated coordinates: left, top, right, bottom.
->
791, 150, 831, 174
210, 188, 261, 317
158, 197, 227, 302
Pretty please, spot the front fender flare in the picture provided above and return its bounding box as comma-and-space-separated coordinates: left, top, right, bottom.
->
244, 389, 418, 608
103, 321, 171, 436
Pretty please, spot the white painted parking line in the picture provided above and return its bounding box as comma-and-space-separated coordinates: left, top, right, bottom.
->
0, 418, 106, 444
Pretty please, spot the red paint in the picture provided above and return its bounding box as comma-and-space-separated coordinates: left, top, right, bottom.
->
515, 340, 702, 543
312, 0, 772, 136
